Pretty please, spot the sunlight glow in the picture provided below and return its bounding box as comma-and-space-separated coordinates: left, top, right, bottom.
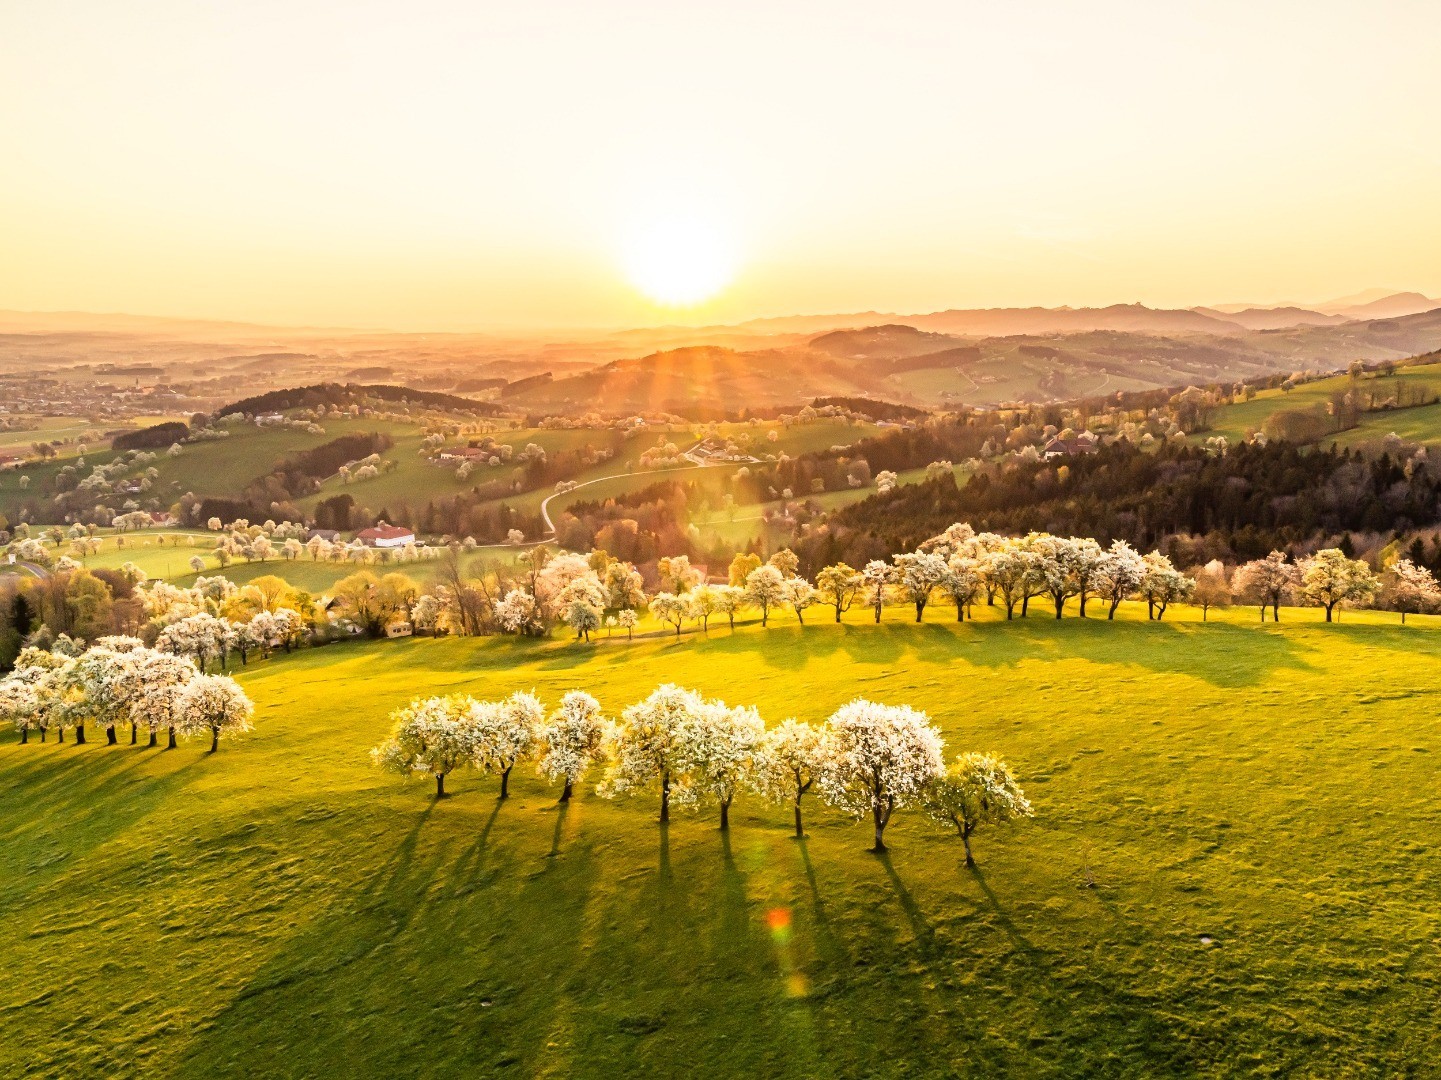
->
621, 212, 738, 308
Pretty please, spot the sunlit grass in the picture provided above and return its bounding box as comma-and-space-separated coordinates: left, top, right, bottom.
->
3, 604, 1440, 1075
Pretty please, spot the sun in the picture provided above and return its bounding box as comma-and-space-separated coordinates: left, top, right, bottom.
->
621, 212, 738, 308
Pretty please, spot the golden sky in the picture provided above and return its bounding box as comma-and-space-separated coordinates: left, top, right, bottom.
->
2, 1, 1439, 331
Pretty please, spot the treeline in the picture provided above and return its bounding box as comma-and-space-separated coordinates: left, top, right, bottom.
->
553, 482, 693, 565
112, 421, 190, 451
0, 568, 146, 668
407, 492, 544, 544
241, 431, 394, 506
810, 396, 929, 421
215, 383, 506, 418
792, 440, 1441, 573
738, 412, 1005, 503
373, 685, 1031, 859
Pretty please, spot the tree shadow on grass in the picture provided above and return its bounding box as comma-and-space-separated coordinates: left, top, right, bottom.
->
875, 851, 938, 958
0, 749, 200, 906
903, 618, 1319, 689
1318, 621, 1441, 664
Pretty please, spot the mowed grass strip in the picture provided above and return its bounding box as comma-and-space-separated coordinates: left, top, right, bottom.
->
3, 606, 1441, 1077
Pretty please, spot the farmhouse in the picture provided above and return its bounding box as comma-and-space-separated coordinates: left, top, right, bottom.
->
436, 447, 492, 464
1044, 434, 1099, 459
356, 522, 414, 548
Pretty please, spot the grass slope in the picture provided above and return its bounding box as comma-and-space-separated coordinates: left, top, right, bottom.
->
1204, 363, 1441, 446
3, 604, 1441, 1077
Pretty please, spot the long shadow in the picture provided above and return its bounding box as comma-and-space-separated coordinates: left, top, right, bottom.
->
905, 617, 1319, 689
0, 749, 201, 905
796, 837, 849, 969
875, 851, 937, 957
546, 800, 570, 860
448, 797, 505, 885
687, 625, 845, 671
171, 799, 471, 1077
967, 863, 1039, 954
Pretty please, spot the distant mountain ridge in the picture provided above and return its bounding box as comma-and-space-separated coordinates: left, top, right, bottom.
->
510, 305, 1441, 415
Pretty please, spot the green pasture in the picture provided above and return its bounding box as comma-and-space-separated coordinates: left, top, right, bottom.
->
3, 603, 1441, 1075
1203, 363, 1441, 446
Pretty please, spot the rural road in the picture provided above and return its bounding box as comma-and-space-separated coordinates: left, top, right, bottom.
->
457, 441, 731, 553
538, 453, 723, 534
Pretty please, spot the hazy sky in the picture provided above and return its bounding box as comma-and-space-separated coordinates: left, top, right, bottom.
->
2, 0, 1439, 330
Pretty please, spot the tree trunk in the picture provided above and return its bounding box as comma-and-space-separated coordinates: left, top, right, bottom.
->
1109, 596, 1120, 620
962, 823, 975, 867
719, 798, 730, 831
1273, 601, 1281, 622
75, 725, 86, 745
435, 772, 445, 798
1202, 605, 1208, 622
1021, 595, 1029, 617
874, 596, 883, 623
210, 728, 219, 753
660, 771, 670, 823
1402, 610, 1407, 625
956, 600, 964, 622
1325, 602, 1334, 623
500, 765, 512, 798
1079, 593, 1088, 617
148, 730, 157, 748
560, 778, 573, 802
728, 614, 735, 630
1054, 595, 1064, 619
107, 727, 117, 745
793, 799, 804, 837
871, 802, 887, 852
131, 722, 138, 745
19, 728, 27, 745
1005, 600, 1015, 620
58, 728, 63, 743
834, 606, 842, 623
167, 726, 177, 750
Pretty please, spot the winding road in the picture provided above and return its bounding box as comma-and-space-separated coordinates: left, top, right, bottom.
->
465, 441, 743, 551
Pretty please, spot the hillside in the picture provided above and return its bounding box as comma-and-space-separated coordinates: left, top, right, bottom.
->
904, 303, 1245, 336
505, 346, 878, 416
1190, 306, 1344, 330
4, 611, 1441, 1076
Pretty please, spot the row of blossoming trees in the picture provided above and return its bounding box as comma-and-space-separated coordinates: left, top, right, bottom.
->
486, 525, 1438, 644
0, 637, 253, 750
372, 684, 1032, 862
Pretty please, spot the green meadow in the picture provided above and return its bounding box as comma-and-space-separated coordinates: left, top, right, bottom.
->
1203, 362, 1441, 448
4, 603, 1441, 1077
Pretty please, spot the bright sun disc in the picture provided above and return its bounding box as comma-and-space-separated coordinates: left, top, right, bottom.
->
622, 214, 737, 307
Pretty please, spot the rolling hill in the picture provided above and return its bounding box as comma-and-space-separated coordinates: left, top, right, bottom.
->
5, 610, 1441, 1075
510, 307, 1441, 414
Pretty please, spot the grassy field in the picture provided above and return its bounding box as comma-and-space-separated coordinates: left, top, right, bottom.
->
3, 602, 1441, 1077
692, 464, 972, 550
1204, 363, 1441, 446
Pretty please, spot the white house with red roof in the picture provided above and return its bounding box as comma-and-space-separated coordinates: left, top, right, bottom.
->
356, 522, 414, 548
